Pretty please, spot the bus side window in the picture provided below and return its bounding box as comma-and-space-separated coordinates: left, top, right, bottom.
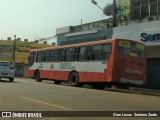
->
102, 43, 112, 60
54, 49, 64, 62
28, 52, 36, 67
50, 50, 55, 61
45, 50, 50, 62
28, 57, 31, 66
74, 47, 78, 61
42, 51, 46, 62
37, 51, 43, 62
92, 45, 102, 60
65, 48, 75, 62
78, 46, 91, 61
86, 46, 91, 60
54, 50, 59, 61
58, 49, 64, 62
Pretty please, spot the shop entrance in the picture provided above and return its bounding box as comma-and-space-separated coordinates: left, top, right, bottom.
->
147, 58, 160, 89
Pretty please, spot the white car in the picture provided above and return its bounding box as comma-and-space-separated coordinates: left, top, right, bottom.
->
0, 61, 15, 82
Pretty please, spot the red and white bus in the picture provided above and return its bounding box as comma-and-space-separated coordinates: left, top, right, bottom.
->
27, 39, 146, 89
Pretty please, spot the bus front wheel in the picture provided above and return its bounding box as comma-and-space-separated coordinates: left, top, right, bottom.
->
69, 72, 83, 87
9, 78, 14, 82
34, 71, 42, 82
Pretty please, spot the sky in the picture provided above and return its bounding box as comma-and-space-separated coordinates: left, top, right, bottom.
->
0, 0, 113, 44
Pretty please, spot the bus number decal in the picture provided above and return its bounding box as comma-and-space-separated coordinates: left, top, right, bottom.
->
50, 63, 54, 69
119, 41, 130, 48
60, 63, 75, 70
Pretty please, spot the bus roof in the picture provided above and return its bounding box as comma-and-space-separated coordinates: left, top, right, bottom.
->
30, 38, 144, 52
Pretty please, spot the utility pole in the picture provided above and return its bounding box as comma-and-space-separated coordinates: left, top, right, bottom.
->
91, 0, 117, 27
113, 0, 117, 27
13, 35, 16, 67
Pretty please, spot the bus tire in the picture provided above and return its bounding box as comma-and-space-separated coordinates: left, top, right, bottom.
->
9, 78, 14, 82
54, 80, 61, 85
69, 72, 83, 87
34, 71, 42, 82
91, 83, 106, 90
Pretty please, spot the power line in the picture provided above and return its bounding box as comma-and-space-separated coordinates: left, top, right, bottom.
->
0, 0, 64, 25
35, 35, 57, 42
1, 0, 108, 43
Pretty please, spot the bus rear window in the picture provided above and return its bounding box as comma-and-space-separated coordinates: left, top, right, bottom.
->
119, 41, 145, 58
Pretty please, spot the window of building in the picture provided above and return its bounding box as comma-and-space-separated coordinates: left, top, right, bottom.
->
132, 1, 141, 19
150, 0, 158, 15
78, 46, 91, 61
141, 0, 149, 18
158, 0, 160, 14
132, 0, 159, 19
133, 7, 141, 19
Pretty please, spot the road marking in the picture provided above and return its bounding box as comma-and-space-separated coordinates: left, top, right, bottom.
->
21, 97, 70, 110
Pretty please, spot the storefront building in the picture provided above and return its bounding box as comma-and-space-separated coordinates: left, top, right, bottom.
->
0, 40, 53, 77
56, 0, 160, 89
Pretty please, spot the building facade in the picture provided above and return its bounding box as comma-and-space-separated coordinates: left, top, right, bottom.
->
0, 40, 53, 77
56, 0, 160, 89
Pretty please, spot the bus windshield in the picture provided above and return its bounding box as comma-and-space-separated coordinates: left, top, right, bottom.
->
119, 40, 145, 58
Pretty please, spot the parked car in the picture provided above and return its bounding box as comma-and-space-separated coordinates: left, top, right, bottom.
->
0, 61, 15, 82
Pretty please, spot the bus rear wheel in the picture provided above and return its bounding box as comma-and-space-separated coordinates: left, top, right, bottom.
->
69, 72, 83, 87
34, 71, 42, 82
54, 80, 61, 85
91, 83, 106, 90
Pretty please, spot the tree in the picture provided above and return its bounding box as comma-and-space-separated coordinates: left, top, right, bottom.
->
24, 39, 28, 42
34, 40, 39, 43
7, 37, 12, 41
103, 4, 114, 16
43, 41, 47, 44
52, 42, 56, 46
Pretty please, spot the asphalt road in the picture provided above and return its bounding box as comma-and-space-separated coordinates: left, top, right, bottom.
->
0, 78, 160, 120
